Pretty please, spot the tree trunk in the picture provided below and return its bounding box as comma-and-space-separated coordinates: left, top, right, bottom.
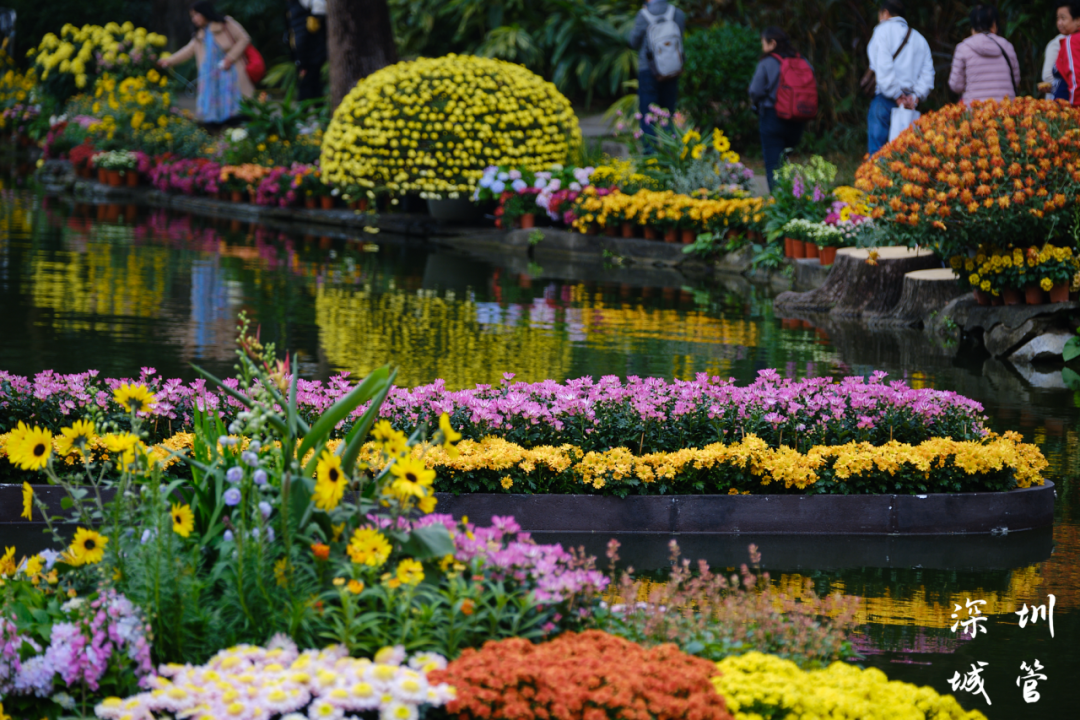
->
773, 247, 940, 318
327, 0, 399, 110
876, 268, 968, 327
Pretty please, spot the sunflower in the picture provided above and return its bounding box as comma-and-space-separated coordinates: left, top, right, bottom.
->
54, 419, 96, 456
68, 528, 108, 566
23, 554, 43, 578
394, 558, 424, 586
103, 432, 142, 469
389, 456, 435, 500
0, 546, 16, 576
347, 527, 391, 567
372, 420, 409, 457
438, 412, 462, 458
112, 383, 157, 414
171, 503, 194, 538
6, 423, 53, 471
314, 450, 347, 511
21, 482, 32, 521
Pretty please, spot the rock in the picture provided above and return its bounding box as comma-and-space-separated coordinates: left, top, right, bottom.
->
984, 318, 1040, 357
1009, 363, 1069, 389
1009, 330, 1074, 364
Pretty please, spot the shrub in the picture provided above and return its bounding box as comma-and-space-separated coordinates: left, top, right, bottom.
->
855, 98, 1080, 259
680, 24, 762, 148
595, 542, 859, 667
321, 54, 581, 197
713, 651, 988, 720
430, 630, 734, 720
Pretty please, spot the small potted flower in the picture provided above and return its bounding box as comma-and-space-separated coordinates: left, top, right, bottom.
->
1027, 243, 1080, 303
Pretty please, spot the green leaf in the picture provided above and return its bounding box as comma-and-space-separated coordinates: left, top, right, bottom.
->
399, 523, 455, 561
1063, 367, 1080, 390
296, 366, 391, 464
1063, 336, 1080, 363
339, 369, 398, 476
60, 496, 74, 510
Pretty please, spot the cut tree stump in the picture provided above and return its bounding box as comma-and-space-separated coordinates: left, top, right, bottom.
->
774, 247, 940, 318
873, 268, 969, 327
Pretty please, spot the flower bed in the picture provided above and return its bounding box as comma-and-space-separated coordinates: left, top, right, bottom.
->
0, 369, 990, 453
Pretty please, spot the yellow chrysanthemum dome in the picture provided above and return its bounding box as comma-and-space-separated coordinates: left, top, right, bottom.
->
321, 54, 581, 196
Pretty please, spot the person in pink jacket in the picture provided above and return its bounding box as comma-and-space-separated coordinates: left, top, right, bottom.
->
948, 4, 1020, 103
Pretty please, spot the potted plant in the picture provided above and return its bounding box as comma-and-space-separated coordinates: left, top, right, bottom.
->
93, 150, 138, 186
1026, 243, 1080, 303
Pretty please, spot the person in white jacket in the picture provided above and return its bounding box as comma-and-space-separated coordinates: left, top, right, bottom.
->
1043, 3, 1080, 98
866, 0, 934, 155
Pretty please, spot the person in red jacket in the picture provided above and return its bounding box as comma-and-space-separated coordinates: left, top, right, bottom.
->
1055, 2, 1080, 104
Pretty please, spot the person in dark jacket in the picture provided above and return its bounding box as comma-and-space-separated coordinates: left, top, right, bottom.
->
287, 0, 327, 101
749, 27, 807, 191
629, 0, 686, 139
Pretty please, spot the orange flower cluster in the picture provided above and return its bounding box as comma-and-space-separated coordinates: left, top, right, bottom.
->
855, 98, 1080, 255
430, 630, 733, 720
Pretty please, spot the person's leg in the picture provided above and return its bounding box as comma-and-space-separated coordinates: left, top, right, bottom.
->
657, 77, 678, 114
638, 69, 659, 138
298, 64, 321, 101
867, 94, 894, 155
759, 108, 785, 192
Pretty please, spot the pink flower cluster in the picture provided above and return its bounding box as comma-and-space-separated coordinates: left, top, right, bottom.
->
149, 157, 220, 196
1, 369, 987, 450
2, 590, 152, 699
416, 514, 609, 604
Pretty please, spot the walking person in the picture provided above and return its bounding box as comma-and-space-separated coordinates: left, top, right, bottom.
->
159, 1, 254, 126
629, 0, 686, 139
948, 5, 1020, 103
749, 27, 811, 191
1039, 3, 1080, 97
865, 0, 934, 155
287, 0, 328, 101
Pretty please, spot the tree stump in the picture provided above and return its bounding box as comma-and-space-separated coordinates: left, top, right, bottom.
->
872, 268, 969, 327
773, 247, 940, 318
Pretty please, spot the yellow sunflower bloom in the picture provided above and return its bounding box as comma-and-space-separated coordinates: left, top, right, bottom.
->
54, 419, 96, 456
0, 547, 16, 576
438, 412, 462, 458
389, 456, 435, 499
24, 555, 44, 578
67, 528, 108, 565
394, 558, 424, 586
314, 450, 347, 511
347, 527, 391, 567
21, 482, 32, 521
171, 503, 194, 538
112, 383, 157, 413
6, 423, 52, 471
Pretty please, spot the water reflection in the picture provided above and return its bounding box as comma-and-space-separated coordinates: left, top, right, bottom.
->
2, 191, 1080, 718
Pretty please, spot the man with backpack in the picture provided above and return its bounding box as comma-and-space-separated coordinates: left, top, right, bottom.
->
864, 0, 934, 155
629, 0, 686, 140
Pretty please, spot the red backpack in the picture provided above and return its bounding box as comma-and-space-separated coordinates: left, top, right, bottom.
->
772, 53, 818, 122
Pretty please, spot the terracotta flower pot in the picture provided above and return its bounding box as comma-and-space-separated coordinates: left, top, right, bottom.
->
643, 226, 658, 240
819, 246, 838, 266
804, 243, 819, 259
124, 204, 137, 222
1050, 281, 1070, 303
231, 190, 243, 203
97, 168, 108, 184
604, 225, 617, 237
1002, 288, 1023, 306
1024, 284, 1045, 305
105, 204, 120, 221
352, 199, 369, 212
663, 228, 678, 243
107, 170, 122, 187
520, 213, 536, 229
991, 294, 1003, 306
126, 171, 139, 187
791, 239, 806, 259
784, 237, 794, 258
621, 222, 635, 239
973, 289, 991, 306
680, 228, 695, 245
320, 196, 334, 210
305, 197, 317, 209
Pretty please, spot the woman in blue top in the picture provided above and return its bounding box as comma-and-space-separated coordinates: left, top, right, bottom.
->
749, 27, 807, 192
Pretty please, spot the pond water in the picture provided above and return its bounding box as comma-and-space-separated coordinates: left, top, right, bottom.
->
1, 187, 1078, 718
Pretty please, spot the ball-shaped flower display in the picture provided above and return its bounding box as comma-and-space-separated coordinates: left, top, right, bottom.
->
855, 97, 1080, 258
320, 54, 581, 196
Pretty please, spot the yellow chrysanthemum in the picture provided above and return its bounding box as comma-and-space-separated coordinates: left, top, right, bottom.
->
6, 423, 53, 471
54, 419, 96, 456
67, 528, 108, 566
21, 482, 32, 521
1040, 277, 1053, 292
23, 555, 44, 578
113, 383, 157, 413
314, 450, 347, 511
171, 503, 194, 538
347, 527, 391, 567
389, 456, 436, 499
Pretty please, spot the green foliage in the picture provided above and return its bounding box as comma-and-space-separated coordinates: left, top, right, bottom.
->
679, 23, 761, 147
389, 0, 639, 105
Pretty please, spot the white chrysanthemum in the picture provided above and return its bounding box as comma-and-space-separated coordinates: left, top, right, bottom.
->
260, 686, 306, 715
407, 653, 446, 672
380, 700, 418, 720
307, 698, 344, 720
390, 670, 427, 703
347, 681, 381, 711
373, 646, 406, 667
